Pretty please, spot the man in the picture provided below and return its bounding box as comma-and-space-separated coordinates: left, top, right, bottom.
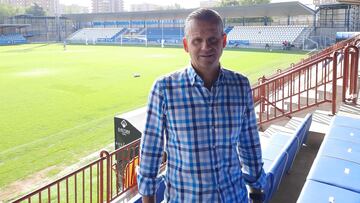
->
137, 8, 266, 203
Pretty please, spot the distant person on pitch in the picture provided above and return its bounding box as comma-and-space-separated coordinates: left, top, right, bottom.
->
138, 8, 266, 203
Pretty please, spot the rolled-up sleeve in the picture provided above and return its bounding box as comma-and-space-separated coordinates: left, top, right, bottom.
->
238, 79, 266, 189
137, 79, 166, 196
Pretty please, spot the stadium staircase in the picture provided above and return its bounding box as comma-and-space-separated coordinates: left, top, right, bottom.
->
112, 28, 128, 41
137, 28, 146, 35
10, 35, 360, 203
67, 28, 124, 43
292, 27, 312, 49
224, 26, 233, 34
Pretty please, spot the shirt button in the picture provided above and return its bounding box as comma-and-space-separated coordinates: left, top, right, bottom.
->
212, 126, 215, 130
212, 145, 216, 149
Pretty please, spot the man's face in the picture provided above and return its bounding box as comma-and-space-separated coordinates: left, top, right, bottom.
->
183, 19, 227, 71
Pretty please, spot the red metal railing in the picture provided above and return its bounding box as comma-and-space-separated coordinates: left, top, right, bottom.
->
12, 156, 104, 203
253, 34, 360, 93
254, 34, 360, 125
12, 35, 360, 203
253, 54, 338, 124
12, 139, 140, 203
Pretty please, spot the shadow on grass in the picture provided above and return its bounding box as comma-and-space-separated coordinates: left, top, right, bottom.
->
1, 43, 52, 53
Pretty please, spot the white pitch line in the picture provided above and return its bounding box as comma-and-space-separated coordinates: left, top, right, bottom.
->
0, 106, 147, 156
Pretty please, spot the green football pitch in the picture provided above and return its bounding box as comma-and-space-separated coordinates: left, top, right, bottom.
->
0, 43, 306, 189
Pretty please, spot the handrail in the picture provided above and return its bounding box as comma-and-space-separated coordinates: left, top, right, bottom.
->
12, 139, 141, 203
253, 55, 333, 89
255, 34, 360, 125
259, 34, 360, 85
12, 158, 104, 203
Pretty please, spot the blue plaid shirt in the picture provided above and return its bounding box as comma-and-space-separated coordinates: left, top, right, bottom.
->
138, 66, 266, 202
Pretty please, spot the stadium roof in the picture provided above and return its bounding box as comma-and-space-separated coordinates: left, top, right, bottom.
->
0, 24, 30, 29
12, 14, 67, 19
337, 0, 360, 4
63, 1, 314, 22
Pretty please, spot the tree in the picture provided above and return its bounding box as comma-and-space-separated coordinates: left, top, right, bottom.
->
218, 0, 271, 25
0, 3, 23, 23
25, 3, 46, 16
219, 0, 240, 6
219, 0, 270, 7
240, 0, 270, 6
61, 4, 89, 14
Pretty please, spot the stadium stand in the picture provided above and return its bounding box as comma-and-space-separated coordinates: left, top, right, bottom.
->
298, 115, 360, 203
146, 27, 183, 43
0, 33, 26, 45
67, 25, 309, 47
67, 28, 125, 43
67, 27, 184, 45
227, 25, 308, 48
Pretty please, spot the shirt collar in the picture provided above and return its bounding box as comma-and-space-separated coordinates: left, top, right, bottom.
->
187, 64, 225, 86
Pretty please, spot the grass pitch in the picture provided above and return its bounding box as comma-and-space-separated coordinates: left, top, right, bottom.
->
0, 44, 306, 190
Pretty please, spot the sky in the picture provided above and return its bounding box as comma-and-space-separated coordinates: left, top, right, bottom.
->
59, 0, 314, 10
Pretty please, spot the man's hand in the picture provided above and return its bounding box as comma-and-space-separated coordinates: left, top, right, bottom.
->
249, 188, 265, 203
142, 195, 155, 203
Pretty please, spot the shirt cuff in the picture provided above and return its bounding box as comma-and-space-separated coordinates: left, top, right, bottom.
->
243, 167, 267, 189
137, 168, 164, 196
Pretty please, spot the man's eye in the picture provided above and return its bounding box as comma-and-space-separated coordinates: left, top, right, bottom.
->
208, 38, 219, 44
192, 39, 201, 45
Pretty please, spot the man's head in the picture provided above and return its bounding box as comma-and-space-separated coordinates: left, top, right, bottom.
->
183, 8, 227, 72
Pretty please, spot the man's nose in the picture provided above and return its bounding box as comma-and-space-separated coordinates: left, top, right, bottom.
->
201, 41, 211, 50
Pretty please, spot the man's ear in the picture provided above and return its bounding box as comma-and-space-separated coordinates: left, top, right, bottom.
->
222, 34, 227, 48
183, 37, 189, 52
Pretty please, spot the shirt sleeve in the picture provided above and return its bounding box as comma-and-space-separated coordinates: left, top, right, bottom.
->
237, 78, 266, 189
137, 79, 166, 196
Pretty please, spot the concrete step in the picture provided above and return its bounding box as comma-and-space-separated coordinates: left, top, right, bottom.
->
309, 110, 333, 134
284, 117, 304, 130
262, 124, 296, 137
338, 102, 360, 119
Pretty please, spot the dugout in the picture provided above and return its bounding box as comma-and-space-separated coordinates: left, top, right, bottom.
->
4, 15, 75, 42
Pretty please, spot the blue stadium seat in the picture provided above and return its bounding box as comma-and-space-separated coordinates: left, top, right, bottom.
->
326, 125, 360, 144
297, 114, 312, 145
262, 158, 273, 172
307, 156, 360, 193
262, 142, 287, 161
146, 27, 183, 43
332, 115, 360, 128
297, 180, 360, 203
298, 115, 360, 202
267, 133, 294, 146
319, 138, 360, 164
283, 136, 299, 172
264, 152, 288, 203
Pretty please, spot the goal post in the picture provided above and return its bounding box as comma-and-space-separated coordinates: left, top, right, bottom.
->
119, 34, 147, 46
